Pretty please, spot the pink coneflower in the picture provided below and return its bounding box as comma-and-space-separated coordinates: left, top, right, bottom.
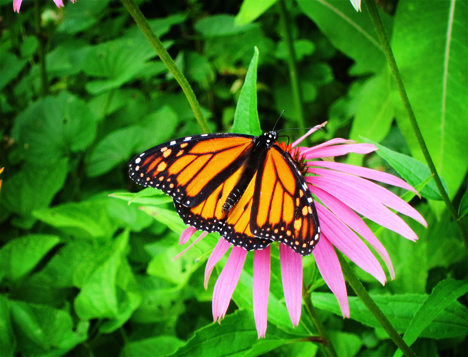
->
13, 0, 75, 13
178, 123, 426, 338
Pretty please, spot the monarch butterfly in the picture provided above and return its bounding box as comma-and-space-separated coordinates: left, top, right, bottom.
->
128, 131, 320, 256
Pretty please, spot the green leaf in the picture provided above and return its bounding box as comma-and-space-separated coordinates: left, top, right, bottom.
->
57, 0, 111, 34
83, 38, 157, 94
20, 36, 38, 58
275, 39, 315, 62
136, 105, 180, 152
361, 138, 449, 200
122, 335, 184, 357
87, 126, 144, 177
0, 296, 16, 357
235, 0, 279, 26
394, 279, 468, 357
26, 240, 94, 289
232, 47, 261, 135
458, 188, 468, 219
33, 199, 118, 243
107, 198, 153, 232
1, 159, 68, 228
109, 189, 173, 206
392, 0, 468, 201
195, 15, 257, 37
12, 92, 96, 164
312, 293, 468, 339
329, 331, 362, 357
297, 0, 391, 75
0, 51, 27, 91
171, 310, 301, 357
130, 276, 182, 324
74, 231, 141, 333
348, 70, 394, 166
9, 300, 89, 355
0, 235, 60, 283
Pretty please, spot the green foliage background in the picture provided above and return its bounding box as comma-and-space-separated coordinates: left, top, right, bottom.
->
0, 0, 467, 356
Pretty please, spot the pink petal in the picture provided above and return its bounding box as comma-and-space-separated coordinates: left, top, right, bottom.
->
311, 185, 395, 279
179, 226, 197, 245
253, 247, 271, 338
204, 239, 231, 289
172, 231, 208, 261
313, 235, 349, 317
315, 203, 387, 285
310, 168, 427, 227
53, 0, 64, 7
309, 160, 419, 195
302, 144, 377, 159
302, 138, 356, 152
13, 0, 23, 12
280, 244, 302, 327
292, 122, 328, 147
308, 176, 419, 241
212, 247, 247, 322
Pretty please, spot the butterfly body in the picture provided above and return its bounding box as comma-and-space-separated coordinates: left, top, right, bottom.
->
129, 131, 320, 256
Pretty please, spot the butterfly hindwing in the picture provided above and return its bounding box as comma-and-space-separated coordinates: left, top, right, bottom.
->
129, 133, 255, 207
250, 145, 320, 255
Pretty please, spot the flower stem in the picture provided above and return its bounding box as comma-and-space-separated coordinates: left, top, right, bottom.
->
364, 0, 468, 256
120, 0, 210, 134
277, 0, 306, 135
337, 252, 417, 357
304, 286, 338, 357
34, 0, 48, 96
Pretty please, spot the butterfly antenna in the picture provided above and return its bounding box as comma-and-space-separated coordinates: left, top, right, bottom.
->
273, 111, 285, 131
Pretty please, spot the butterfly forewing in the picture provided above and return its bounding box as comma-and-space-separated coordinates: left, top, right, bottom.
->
129, 134, 255, 207
250, 145, 320, 255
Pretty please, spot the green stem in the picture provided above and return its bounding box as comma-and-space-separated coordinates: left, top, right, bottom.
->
120, 0, 210, 134
337, 253, 417, 357
304, 286, 337, 357
277, 0, 306, 134
33, 0, 48, 96
364, 0, 468, 256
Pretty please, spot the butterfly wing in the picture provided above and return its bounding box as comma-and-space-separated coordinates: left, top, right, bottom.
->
221, 171, 273, 250
128, 134, 255, 208
250, 145, 320, 255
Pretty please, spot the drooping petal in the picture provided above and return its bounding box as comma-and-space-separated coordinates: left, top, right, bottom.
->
310, 167, 427, 227
350, 0, 362, 12
280, 244, 302, 327
53, 0, 64, 7
172, 231, 208, 261
253, 247, 271, 338
301, 138, 355, 152
311, 185, 395, 279
313, 235, 349, 317
309, 160, 419, 195
302, 143, 377, 159
13, 0, 23, 12
292, 122, 328, 147
204, 238, 231, 289
179, 226, 197, 245
308, 176, 419, 241
212, 247, 247, 322
315, 203, 387, 285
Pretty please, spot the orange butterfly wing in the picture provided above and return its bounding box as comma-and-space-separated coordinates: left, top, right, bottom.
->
250, 146, 320, 255
129, 134, 255, 208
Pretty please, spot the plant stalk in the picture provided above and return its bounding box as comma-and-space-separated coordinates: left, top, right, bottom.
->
304, 286, 337, 357
364, 0, 468, 256
34, 0, 48, 96
120, 0, 210, 134
338, 253, 417, 357
278, 0, 306, 134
